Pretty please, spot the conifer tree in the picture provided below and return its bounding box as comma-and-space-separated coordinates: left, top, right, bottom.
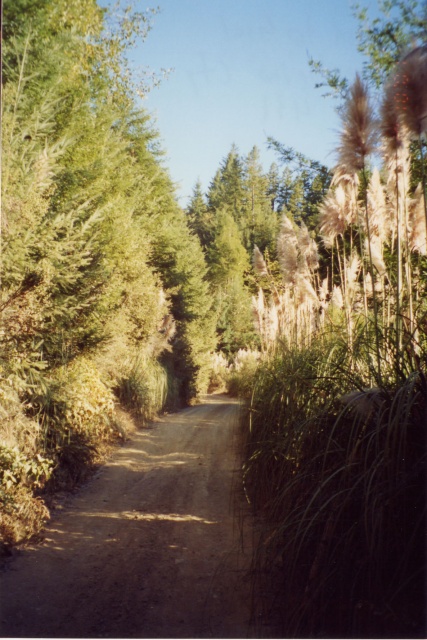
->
186, 181, 213, 248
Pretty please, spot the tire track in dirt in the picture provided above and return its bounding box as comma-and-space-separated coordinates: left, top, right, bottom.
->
0, 395, 256, 638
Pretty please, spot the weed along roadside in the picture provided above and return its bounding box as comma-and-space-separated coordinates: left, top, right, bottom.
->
0, 395, 262, 639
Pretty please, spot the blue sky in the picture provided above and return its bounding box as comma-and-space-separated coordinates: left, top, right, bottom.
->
123, 0, 381, 204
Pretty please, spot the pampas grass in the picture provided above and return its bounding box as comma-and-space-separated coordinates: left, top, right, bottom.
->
276, 214, 299, 282
409, 183, 427, 254
336, 74, 378, 174
252, 244, 268, 277
242, 51, 427, 639
392, 45, 427, 138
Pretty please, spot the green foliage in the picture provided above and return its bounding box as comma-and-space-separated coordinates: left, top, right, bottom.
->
206, 351, 230, 393
354, 0, 427, 88
1, 0, 217, 544
116, 357, 171, 420
215, 279, 259, 355
207, 209, 249, 285
226, 348, 260, 398
187, 180, 215, 248
267, 138, 332, 227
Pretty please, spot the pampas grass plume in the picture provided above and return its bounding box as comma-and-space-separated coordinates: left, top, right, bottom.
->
331, 285, 344, 309
336, 74, 378, 173
319, 185, 348, 246
297, 221, 319, 272
253, 245, 268, 277
367, 168, 388, 242
392, 45, 427, 138
409, 184, 427, 254
277, 214, 298, 283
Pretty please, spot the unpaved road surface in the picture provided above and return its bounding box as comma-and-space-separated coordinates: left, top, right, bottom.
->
0, 395, 257, 638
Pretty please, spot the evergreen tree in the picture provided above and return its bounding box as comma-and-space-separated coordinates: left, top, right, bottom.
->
186, 181, 213, 248
1, 0, 216, 407
215, 279, 259, 355
207, 145, 246, 224
267, 162, 281, 211
207, 208, 249, 286
242, 147, 279, 252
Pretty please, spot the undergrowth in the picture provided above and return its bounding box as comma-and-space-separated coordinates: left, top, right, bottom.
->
0, 354, 175, 546
240, 332, 426, 638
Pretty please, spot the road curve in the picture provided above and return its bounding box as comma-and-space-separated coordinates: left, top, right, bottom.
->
0, 395, 255, 638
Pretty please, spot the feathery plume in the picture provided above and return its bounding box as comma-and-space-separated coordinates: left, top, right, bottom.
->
319, 184, 348, 246
408, 184, 427, 254
251, 289, 265, 335
265, 301, 279, 345
366, 168, 388, 242
252, 245, 268, 277
296, 275, 319, 305
381, 78, 410, 157
319, 277, 329, 307
385, 148, 411, 240
365, 237, 387, 277
331, 285, 344, 309
346, 254, 361, 292
392, 45, 427, 138
277, 215, 298, 283
336, 74, 378, 174
297, 221, 319, 273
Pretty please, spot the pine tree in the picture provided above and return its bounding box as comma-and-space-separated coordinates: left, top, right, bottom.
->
186, 181, 213, 248
207, 208, 249, 286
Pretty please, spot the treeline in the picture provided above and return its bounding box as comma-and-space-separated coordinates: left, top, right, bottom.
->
0, 0, 221, 543
185, 144, 331, 354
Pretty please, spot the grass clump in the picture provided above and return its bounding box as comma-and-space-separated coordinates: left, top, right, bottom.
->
242, 339, 426, 638
227, 348, 260, 398
116, 356, 172, 420
240, 63, 427, 639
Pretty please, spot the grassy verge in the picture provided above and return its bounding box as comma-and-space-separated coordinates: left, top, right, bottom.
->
239, 332, 426, 638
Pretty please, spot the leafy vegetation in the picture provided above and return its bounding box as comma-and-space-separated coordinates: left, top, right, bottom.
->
0, 0, 216, 543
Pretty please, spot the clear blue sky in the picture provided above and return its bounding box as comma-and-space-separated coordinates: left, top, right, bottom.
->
118, 0, 381, 204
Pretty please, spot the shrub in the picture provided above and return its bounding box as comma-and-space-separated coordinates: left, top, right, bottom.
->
227, 348, 260, 398
207, 351, 230, 393
28, 357, 119, 490
0, 445, 53, 545
116, 356, 170, 420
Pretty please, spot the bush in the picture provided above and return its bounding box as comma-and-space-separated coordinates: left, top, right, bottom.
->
207, 351, 230, 393
0, 445, 53, 545
28, 357, 120, 490
116, 356, 170, 420
0, 380, 53, 544
227, 348, 260, 397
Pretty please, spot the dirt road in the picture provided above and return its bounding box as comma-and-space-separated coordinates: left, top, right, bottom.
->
0, 395, 257, 638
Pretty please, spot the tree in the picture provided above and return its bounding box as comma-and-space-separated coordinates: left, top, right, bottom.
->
242, 147, 279, 252
207, 145, 246, 223
207, 208, 249, 286
186, 181, 214, 248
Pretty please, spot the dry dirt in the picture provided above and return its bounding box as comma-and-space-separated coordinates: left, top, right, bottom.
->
0, 394, 263, 639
